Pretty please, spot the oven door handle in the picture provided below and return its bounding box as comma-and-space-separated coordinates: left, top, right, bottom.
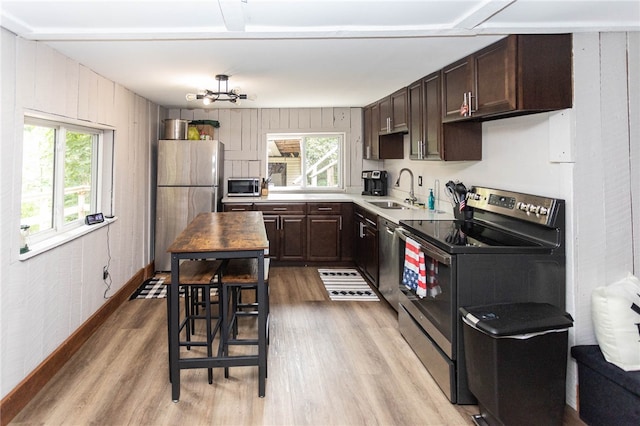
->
395, 227, 452, 265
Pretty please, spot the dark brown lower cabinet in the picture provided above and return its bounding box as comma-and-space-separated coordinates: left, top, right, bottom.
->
354, 206, 378, 286
307, 202, 344, 262
252, 213, 306, 261
262, 214, 280, 259
307, 215, 341, 261
253, 203, 306, 261
223, 203, 253, 212
340, 203, 354, 262
225, 201, 354, 263
280, 215, 306, 261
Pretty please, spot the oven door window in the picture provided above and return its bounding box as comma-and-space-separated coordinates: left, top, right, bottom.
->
400, 240, 454, 343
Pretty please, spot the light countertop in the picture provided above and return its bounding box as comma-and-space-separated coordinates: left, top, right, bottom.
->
222, 192, 455, 224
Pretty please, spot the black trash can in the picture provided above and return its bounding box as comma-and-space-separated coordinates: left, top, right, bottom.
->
460, 302, 574, 426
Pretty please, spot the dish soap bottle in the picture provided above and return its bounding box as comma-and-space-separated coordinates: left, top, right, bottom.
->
428, 188, 435, 211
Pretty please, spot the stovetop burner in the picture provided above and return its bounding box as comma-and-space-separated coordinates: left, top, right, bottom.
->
399, 219, 550, 254
399, 186, 565, 254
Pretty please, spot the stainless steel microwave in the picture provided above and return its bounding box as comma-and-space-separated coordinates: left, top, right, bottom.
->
227, 177, 260, 196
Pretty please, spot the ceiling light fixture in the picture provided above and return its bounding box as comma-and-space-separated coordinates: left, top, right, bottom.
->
186, 74, 248, 104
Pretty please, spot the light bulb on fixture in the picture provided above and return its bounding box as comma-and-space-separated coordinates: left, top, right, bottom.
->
185, 74, 251, 105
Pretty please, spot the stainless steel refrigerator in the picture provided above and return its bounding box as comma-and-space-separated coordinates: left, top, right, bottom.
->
155, 139, 224, 271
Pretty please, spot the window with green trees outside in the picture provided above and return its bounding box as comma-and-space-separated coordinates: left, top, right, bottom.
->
266, 133, 343, 190
21, 117, 101, 246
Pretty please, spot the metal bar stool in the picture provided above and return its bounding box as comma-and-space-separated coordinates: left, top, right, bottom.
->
165, 259, 223, 384
219, 258, 270, 378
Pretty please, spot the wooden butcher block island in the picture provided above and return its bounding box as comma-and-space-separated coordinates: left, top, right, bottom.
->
168, 211, 269, 255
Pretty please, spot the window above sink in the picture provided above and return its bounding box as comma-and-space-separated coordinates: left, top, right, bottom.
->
266, 132, 344, 192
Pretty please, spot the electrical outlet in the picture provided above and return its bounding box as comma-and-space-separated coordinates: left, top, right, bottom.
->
418, 176, 423, 186
103, 267, 109, 280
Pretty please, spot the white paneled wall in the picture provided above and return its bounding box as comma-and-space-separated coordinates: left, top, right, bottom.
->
631, 32, 640, 276
571, 32, 638, 345
168, 107, 364, 189
0, 29, 159, 398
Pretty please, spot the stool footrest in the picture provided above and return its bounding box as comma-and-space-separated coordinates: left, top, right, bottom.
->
228, 339, 259, 345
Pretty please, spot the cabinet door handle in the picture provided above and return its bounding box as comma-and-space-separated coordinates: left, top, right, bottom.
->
339, 216, 343, 231
230, 208, 245, 211
273, 207, 287, 211
459, 91, 475, 117
317, 207, 332, 211
461, 92, 468, 116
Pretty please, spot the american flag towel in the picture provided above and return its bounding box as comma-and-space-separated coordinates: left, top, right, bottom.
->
403, 238, 443, 299
403, 237, 427, 298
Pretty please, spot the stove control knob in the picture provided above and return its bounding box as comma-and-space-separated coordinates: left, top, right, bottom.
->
469, 193, 482, 201
528, 204, 540, 214
517, 202, 529, 212
538, 206, 549, 216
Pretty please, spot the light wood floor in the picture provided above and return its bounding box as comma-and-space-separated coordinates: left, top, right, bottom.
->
10, 267, 583, 426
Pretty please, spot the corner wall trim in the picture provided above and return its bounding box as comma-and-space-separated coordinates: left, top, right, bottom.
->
0, 266, 150, 426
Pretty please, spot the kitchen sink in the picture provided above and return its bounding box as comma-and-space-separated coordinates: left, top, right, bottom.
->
367, 200, 449, 213
368, 201, 411, 210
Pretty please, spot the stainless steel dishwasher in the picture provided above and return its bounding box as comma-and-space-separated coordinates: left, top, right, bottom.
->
378, 217, 400, 311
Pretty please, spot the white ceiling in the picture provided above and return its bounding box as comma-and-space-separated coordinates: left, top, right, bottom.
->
2, 0, 639, 109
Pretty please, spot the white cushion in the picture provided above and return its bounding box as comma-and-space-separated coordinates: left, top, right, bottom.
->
591, 273, 640, 371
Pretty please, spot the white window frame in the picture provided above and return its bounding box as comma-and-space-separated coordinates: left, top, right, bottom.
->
18, 112, 115, 259
266, 132, 344, 192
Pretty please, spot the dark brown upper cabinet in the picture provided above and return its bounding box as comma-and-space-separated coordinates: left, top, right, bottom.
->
363, 103, 379, 160
442, 34, 572, 123
363, 101, 403, 160
408, 78, 424, 159
378, 88, 409, 134
442, 56, 474, 122
410, 72, 481, 161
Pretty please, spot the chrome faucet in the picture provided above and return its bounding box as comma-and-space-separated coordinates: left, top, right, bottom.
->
395, 168, 417, 204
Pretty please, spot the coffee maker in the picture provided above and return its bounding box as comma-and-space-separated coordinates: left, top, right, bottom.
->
362, 170, 388, 196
